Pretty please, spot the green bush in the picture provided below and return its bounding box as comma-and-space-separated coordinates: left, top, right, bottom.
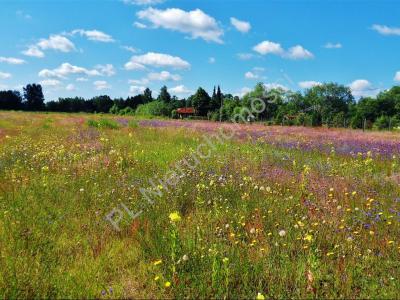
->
373, 115, 390, 130
135, 101, 171, 117
87, 118, 120, 129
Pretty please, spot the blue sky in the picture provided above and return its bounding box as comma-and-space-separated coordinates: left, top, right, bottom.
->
0, 0, 399, 100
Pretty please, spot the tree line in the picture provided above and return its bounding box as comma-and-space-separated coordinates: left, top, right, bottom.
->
1, 82, 400, 129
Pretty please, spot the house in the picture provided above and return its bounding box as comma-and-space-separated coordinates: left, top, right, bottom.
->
176, 107, 195, 118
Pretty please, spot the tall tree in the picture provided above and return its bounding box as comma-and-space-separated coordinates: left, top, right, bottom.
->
190, 87, 211, 116
157, 86, 172, 103
143, 88, 153, 103
23, 84, 45, 111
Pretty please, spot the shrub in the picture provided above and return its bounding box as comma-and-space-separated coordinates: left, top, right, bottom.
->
373, 115, 390, 130
87, 118, 120, 129
135, 101, 171, 117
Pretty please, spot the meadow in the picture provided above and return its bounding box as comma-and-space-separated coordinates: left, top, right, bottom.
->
0, 111, 400, 299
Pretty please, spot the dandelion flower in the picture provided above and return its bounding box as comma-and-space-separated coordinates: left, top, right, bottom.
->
256, 292, 265, 300
278, 230, 286, 237
164, 281, 171, 288
169, 212, 181, 223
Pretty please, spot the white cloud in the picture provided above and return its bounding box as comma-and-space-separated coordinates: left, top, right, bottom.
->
245, 71, 258, 79
169, 85, 192, 95
129, 85, 146, 94
0, 84, 8, 90
137, 7, 224, 43
39, 63, 115, 79
0, 57, 26, 64
125, 52, 190, 70
230, 17, 251, 33
147, 71, 181, 81
65, 84, 76, 91
76, 77, 89, 82
123, 0, 164, 5
245, 67, 265, 80
394, 71, 400, 82
349, 79, 379, 97
94, 80, 111, 90
253, 41, 314, 60
372, 24, 400, 36
134, 21, 148, 29
299, 81, 321, 89
253, 41, 284, 55
285, 45, 314, 60
122, 46, 139, 53
324, 42, 342, 49
208, 57, 216, 64
22, 46, 44, 58
40, 79, 62, 87
71, 29, 114, 42
95, 64, 116, 76
0, 72, 12, 79
22, 34, 75, 58
37, 34, 76, 52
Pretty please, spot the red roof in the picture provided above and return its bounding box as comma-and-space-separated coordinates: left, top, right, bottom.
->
177, 107, 195, 114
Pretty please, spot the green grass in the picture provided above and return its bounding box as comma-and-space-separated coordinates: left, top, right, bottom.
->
0, 111, 399, 299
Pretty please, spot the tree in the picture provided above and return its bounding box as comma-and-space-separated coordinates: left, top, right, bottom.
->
92, 95, 113, 113
157, 86, 171, 103
143, 88, 153, 103
190, 87, 211, 116
23, 84, 45, 111
0, 90, 23, 110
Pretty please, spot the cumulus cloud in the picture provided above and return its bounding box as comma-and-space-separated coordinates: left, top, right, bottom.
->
76, 77, 89, 82
245, 71, 258, 80
169, 85, 192, 95
125, 52, 190, 70
0, 72, 12, 79
37, 35, 75, 52
349, 79, 379, 98
285, 45, 314, 60
123, 0, 164, 5
394, 71, 400, 82
94, 80, 111, 90
95, 64, 116, 76
22, 46, 44, 58
230, 17, 251, 33
324, 42, 342, 49
253, 40, 314, 60
253, 41, 284, 55
298, 81, 321, 89
22, 34, 75, 58
371, 24, 400, 36
147, 71, 181, 81
129, 85, 146, 94
137, 7, 224, 43
0, 57, 26, 64
39, 63, 115, 79
70, 29, 114, 42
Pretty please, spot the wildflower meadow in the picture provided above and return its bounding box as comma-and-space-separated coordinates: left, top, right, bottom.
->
1, 111, 399, 298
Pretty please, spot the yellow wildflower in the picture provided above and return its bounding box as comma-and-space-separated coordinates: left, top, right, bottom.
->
169, 212, 181, 223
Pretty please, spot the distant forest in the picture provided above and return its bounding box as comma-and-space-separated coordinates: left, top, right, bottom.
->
1, 82, 400, 130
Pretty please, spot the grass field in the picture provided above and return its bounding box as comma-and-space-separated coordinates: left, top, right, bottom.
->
1, 111, 400, 299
